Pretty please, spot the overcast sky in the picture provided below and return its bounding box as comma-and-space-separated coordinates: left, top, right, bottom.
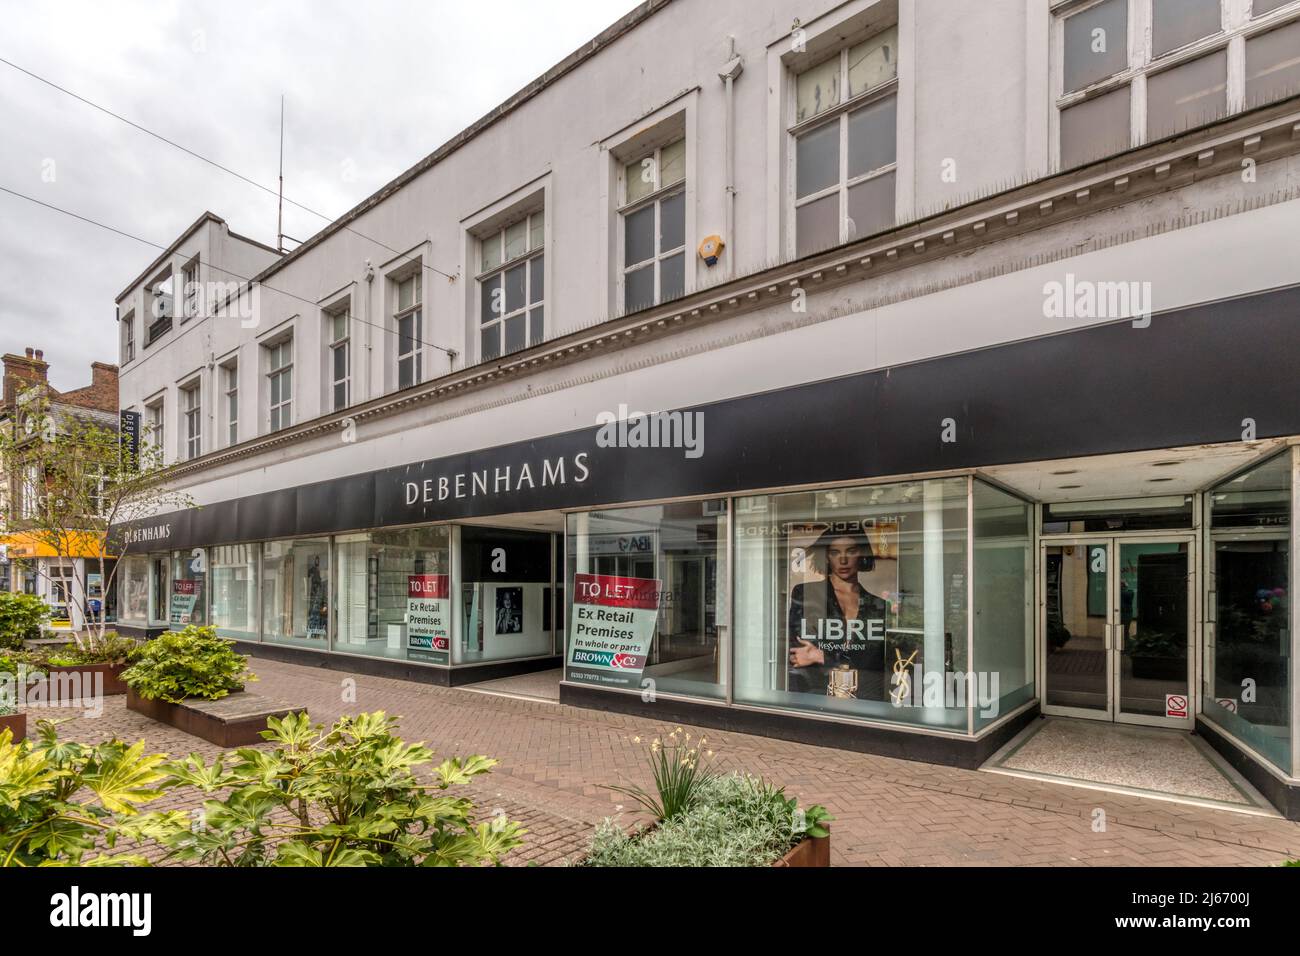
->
0, 0, 642, 391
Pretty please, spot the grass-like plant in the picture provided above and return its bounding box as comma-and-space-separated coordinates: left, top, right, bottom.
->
121, 625, 256, 703
43, 632, 139, 667
604, 727, 717, 822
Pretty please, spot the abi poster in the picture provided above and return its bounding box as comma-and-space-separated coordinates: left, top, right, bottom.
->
407, 574, 450, 665
566, 573, 660, 689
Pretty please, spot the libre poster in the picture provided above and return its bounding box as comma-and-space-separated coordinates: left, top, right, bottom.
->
407, 574, 451, 665
566, 572, 660, 689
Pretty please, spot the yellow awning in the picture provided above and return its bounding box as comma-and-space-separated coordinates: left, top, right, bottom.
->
0, 531, 115, 560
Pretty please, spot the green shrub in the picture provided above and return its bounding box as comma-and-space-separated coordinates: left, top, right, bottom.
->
0, 593, 50, 650
584, 773, 832, 867
0, 720, 170, 866
45, 632, 138, 667
135, 711, 526, 867
121, 625, 256, 703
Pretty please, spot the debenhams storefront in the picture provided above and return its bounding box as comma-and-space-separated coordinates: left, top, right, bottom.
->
115, 286, 1300, 818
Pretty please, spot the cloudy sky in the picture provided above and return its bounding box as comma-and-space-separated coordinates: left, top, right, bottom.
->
0, 0, 641, 391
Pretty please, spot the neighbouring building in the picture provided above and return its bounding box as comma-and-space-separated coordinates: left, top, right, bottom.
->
113, 0, 1300, 816
0, 348, 121, 630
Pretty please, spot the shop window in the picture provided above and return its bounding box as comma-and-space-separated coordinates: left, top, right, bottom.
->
262, 538, 331, 648
734, 478, 970, 729
210, 544, 258, 641
565, 500, 728, 700
335, 527, 451, 664
119, 556, 150, 624
459, 527, 554, 664
169, 550, 207, 627
149, 554, 170, 625
973, 482, 1034, 728
1205, 450, 1293, 773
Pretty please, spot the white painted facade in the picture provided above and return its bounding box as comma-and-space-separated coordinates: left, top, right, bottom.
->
109, 0, 1300, 803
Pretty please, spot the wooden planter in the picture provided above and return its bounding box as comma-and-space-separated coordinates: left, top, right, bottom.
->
773, 831, 831, 868
44, 663, 129, 697
0, 712, 27, 744
126, 687, 306, 747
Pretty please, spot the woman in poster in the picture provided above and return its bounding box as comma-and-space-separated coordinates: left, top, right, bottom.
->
787, 527, 889, 697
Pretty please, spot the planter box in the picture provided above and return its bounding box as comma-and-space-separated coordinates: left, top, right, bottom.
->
45, 663, 129, 697
773, 831, 831, 868
0, 712, 27, 744
126, 687, 306, 747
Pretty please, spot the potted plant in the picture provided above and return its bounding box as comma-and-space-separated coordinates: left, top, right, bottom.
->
584, 729, 833, 867
121, 625, 256, 705
0, 700, 24, 744
39, 632, 138, 696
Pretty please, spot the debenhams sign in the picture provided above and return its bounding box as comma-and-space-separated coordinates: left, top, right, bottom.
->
402, 452, 591, 506
123, 522, 172, 546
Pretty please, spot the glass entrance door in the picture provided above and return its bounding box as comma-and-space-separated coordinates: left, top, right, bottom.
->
1042, 536, 1193, 727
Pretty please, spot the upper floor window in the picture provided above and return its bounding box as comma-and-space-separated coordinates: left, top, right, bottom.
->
267, 339, 293, 432
395, 274, 422, 389
145, 398, 165, 459
222, 360, 238, 446
791, 25, 898, 257
478, 212, 544, 361
1056, 0, 1300, 169
121, 311, 135, 364
327, 307, 351, 410
181, 380, 201, 461
146, 269, 174, 346
181, 256, 201, 320
620, 139, 686, 313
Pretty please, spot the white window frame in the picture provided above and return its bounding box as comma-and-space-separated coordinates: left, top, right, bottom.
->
394, 273, 423, 389
1051, 0, 1300, 169
476, 211, 545, 361
145, 397, 165, 460
266, 338, 293, 433
618, 141, 687, 313
327, 305, 351, 411
121, 311, 135, 364
181, 255, 201, 321
222, 359, 239, 447
787, 29, 900, 256
180, 379, 201, 461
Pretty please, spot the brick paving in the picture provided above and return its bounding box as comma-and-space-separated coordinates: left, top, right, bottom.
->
28, 658, 1300, 867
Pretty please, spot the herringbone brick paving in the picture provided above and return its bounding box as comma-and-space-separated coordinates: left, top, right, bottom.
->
33, 658, 1300, 866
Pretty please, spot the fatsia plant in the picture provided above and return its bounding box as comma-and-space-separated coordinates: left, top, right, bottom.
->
137, 711, 526, 867
0, 721, 172, 867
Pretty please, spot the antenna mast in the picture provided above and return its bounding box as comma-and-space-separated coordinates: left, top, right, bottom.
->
277, 94, 285, 253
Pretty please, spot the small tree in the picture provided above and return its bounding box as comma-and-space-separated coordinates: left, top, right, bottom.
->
0, 392, 190, 649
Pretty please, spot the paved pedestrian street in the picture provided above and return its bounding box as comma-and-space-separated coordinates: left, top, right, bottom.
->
34, 658, 1300, 867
